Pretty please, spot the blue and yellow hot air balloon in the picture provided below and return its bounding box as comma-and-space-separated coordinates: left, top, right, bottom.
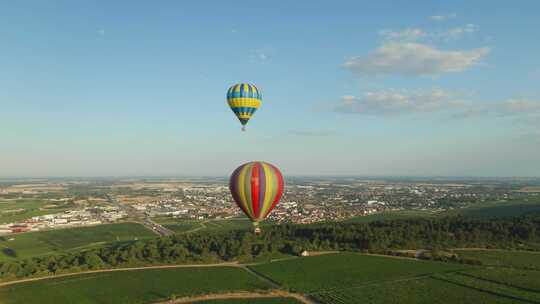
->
226, 83, 262, 131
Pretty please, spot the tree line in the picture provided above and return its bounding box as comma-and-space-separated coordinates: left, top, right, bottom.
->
1, 214, 539, 281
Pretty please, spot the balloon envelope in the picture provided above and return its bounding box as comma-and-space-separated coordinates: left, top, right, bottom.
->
226, 83, 262, 128
229, 161, 284, 223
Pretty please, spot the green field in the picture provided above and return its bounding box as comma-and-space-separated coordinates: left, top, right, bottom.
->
450, 199, 540, 218
346, 210, 436, 223
201, 218, 255, 232
454, 249, 540, 270
0, 267, 270, 304
154, 217, 259, 234
250, 252, 540, 304
315, 275, 523, 304
460, 267, 540, 292
250, 253, 471, 293
0, 223, 156, 261
198, 298, 302, 304
152, 217, 201, 233
0, 200, 71, 224
346, 199, 540, 223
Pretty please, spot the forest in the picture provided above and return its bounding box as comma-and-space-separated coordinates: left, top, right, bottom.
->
1, 214, 539, 281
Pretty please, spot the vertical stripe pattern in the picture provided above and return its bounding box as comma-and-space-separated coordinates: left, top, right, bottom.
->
229, 161, 284, 222
226, 83, 262, 126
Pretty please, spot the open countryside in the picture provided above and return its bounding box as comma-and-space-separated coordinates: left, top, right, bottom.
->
2, 251, 540, 303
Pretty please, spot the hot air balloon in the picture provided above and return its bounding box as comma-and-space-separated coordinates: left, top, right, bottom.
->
226, 83, 262, 131
229, 161, 284, 234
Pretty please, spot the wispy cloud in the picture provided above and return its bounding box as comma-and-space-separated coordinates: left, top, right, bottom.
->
502, 99, 540, 112
333, 91, 540, 122
251, 47, 273, 63
379, 28, 426, 42
380, 24, 478, 43
334, 89, 465, 115
343, 43, 489, 76
430, 13, 456, 22
440, 24, 477, 41
288, 129, 338, 137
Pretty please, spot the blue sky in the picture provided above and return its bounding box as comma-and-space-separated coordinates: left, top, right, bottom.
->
1, 1, 539, 177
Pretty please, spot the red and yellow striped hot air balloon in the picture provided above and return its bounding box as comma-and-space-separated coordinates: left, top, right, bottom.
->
229, 161, 284, 234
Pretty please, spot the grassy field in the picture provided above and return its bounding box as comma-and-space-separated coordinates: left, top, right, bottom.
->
0, 267, 270, 304
198, 298, 303, 304
250, 253, 471, 293
0, 223, 156, 261
454, 249, 540, 270
346, 210, 436, 223
153, 217, 261, 234
152, 217, 201, 233
251, 252, 540, 304
0, 199, 71, 224
449, 199, 540, 218
346, 198, 540, 223
459, 267, 540, 292
315, 275, 523, 304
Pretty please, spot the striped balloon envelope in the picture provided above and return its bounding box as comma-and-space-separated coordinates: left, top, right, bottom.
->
226, 83, 262, 131
229, 161, 284, 232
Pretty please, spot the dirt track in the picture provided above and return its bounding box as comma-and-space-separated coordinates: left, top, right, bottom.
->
154, 290, 318, 304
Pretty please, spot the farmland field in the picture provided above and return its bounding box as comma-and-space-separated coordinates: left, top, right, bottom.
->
459, 267, 540, 292
346, 198, 540, 223
449, 199, 540, 218
346, 210, 436, 223
251, 253, 540, 304
250, 253, 471, 292
0, 267, 271, 304
455, 249, 540, 270
314, 275, 521, 304
153, 217, 260, 234
152, 217, 201, 233
0, 223, 156, 261
0, 199, 71, 224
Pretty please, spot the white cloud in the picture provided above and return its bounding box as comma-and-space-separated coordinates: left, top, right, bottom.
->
379, 28, 425, 42
343, 43, 489, 75
442, 24, 477, 41
334, 89, 465, 115
430, 13, 456, 22
381, 24, 478, 43
251, 47, 273, 63
501, 99, 540, 112
334, 92, 540, 120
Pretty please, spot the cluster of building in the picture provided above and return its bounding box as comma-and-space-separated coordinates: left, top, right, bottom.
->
1, 178, 535, 235
0, 206, 127, 235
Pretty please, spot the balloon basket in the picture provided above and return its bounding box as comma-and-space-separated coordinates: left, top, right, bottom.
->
241, 126, 246, 132
253, 222, 261, 235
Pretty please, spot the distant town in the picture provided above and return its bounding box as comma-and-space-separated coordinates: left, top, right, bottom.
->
1, 177, 539, 235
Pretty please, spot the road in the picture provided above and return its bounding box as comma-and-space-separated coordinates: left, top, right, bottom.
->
105, 194, 174, 237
